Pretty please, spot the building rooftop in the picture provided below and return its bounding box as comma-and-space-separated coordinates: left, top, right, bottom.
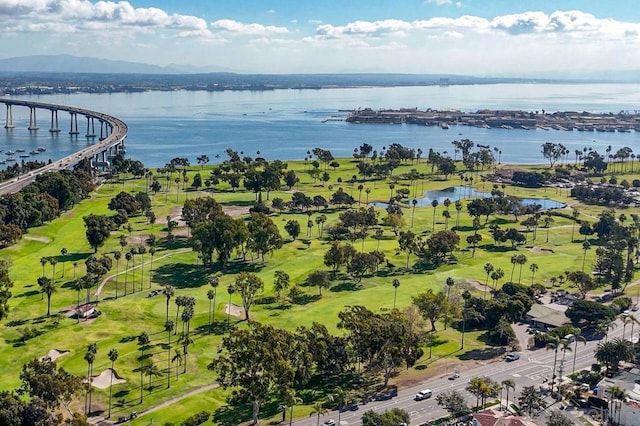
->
472, 408, 538, 426
598, 368, 640, 402
527, 304, 570, 328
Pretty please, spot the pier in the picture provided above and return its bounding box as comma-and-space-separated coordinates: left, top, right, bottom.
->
346, 108, 640, 132
0, 98, 128, 194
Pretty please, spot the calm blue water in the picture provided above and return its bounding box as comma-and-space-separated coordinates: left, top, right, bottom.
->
1, 84, 639, 168
371, 186, 565, 210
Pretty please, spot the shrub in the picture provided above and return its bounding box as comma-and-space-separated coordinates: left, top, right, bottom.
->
181, 411, 210, 426
611, 296, 632, 313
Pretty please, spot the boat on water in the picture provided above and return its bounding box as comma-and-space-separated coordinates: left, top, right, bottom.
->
29, 150, 39, 155
5, 151, 14, 155
16, 149, 25, 153
37, 147, 46, 152
19, 154, 30, 158
6, 157, 16, 162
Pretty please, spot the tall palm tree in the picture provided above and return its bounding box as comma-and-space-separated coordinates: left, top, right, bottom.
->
38, 276, 56, 317
49, 257, 58, 283
392, 279, 400, 309
181, 305, 195, 374
483, 262, 494, 299
124, 251, 132, 295
226, 285, 235, 326
145, 362, 162, 391
60, 248, 67, 277
171, 349, 183, 380
309, 401, 327, 426
570, 329, 587, 375
609, 385, 627, 426
571, 209, 579, 241
209, 276, 219, 325
84, 343, 97, 415
165, 320, 174, 388
174, 295, 185, 335
501, 379, 515, 412
163, 285, 175, 323
107, 348, 118, 419
138, 246, 146, 291
148, 247, 156, 287
545, 336, 563, 393
516, 254, 528, 283
137, 332, 150, 403
444, 276, 455, 330
582, 241, 591, 272
529, 263, 539, 285
129, 247, 136, 292
40, 256, 48, 280
431, 199, 439, 232
510, 254, 518, 282
113, 251, 121, 299
207, 289, 215, 330
622, 315, 637, 340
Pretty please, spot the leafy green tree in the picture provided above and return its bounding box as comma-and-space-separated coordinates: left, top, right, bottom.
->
208, 323, 306, 426
362, 408, 410, 426
565, 299, 615, 328
234, 273, 264, 321
247, 213, 284, 262
307, 270, 331, 296
191, 214, 247, 270
273, 270, 290, 298
284, 220, 300, 241
436, 390, 471, 418
83, 214, 114, 252
566, 270, 596, 299
413, 289, 448, 331
0, 259, 13, 321
518, 385, 546, 416
18, 357, 82, 412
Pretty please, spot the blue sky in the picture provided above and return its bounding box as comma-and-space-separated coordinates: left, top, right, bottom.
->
1, 0, 639, 74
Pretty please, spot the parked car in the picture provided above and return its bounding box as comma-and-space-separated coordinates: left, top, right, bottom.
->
414, 389, 433, 401
322, 420, 336, 426
505, 352, 521, 362
633, 304, 638, 311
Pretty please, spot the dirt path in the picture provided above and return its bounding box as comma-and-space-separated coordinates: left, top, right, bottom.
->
95, 249, 191, 297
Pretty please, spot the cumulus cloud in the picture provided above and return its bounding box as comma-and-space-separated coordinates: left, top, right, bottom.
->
211, 19, 288, 35
311, 11, 640, 41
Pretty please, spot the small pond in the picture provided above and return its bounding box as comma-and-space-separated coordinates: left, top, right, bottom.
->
371, 186, 566, 210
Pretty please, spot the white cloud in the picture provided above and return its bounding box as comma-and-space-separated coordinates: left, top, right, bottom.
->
423, 0, 452, 5
211, 19, 288, 35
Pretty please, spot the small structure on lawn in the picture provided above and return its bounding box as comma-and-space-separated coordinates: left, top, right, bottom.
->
75, 303, 96, 319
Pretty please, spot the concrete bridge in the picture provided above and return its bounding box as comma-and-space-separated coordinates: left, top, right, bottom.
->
0, 98, 127, 194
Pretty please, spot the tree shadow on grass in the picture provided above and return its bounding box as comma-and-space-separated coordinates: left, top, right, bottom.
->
256, 296, 277, 305
330, 281, 361, 292
212, 404, 254, 426
479, 244, 515, 253
194, 321, 234, 336
152, 263, 209, 289
16, 290, 40, 298
291, 294, 321, 305
156, 236, 190, 251
221, 260, 265, 275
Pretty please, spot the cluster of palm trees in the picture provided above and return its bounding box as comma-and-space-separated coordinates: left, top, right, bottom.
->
114, 234, 157, 298
543, 331, 586, 393
595, 337, 635, 376
37, 250, 67, 317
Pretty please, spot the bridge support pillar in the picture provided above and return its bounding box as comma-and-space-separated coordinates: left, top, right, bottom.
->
28, 107, 39, 130
85, 116, 95, 137
99, 121, 105, 141
49, 110, 60, 133
4, 104, 14, 129
69, 113, 79, 135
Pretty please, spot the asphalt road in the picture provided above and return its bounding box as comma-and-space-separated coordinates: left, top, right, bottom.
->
293, 314, 634, 426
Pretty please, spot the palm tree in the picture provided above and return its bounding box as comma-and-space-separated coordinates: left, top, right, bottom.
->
113, 251, 121, 299
148, 247, 156, 287
84, 343, 97, 415
60, 248, 67, 277
483, 263, 494, 299
392, 279, 400, 309
138, 246, 146, 291
454, 200, 462, 229
516, 254, 527, 283
570, 329, 587, 375
571, 209, 579, 241
501, 378, 515, 412
207, 289, 216, 330
609, 385, 627, 426
226, 284, 235, 326
145, 362, 162, 391
129, 247, 136, 292
582, 241, 591, 272
622, 315, 638, 340
38, 276, 56, 317
510, 254, 518, 282
107, 348, 118, 419
431, 199, 439, 232
40, 256, 48, 280
529, 263, 539, 285
285, 391, 303, 426
545, 336, 564, 393
442, 209, 451, 230
49, 257, 58, 282
165, 320, 174, 388
171, 349, 183, 380
209, 276, 219, 325
410, 199, 418, 228
137, 332, 150, 403
124, 251, 132, 295
181, 305, 195, 374
174, 295, 185, 335
444, 276, 455, 330
163, 285, 174, 323
309, 401, 327, 426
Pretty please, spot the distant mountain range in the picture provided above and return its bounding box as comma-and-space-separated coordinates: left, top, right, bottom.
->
0, 55, 229, 74
0, 55, 637, 84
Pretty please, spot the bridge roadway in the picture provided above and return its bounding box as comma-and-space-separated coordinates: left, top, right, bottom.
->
0, 98, 127, 195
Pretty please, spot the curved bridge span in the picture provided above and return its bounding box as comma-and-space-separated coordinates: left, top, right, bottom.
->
0, 98, 127, 194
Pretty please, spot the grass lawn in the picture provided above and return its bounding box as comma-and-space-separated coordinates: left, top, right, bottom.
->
0, 156, 632, 423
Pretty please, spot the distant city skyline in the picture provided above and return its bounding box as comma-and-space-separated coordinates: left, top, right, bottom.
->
0, 0, 638, 75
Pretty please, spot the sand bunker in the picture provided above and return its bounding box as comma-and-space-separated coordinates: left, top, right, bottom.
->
40, 349, 70, 362
91, 368, 126, 389
466, 280, 492, 293
222, 205, 251, 218
527, 246, 555, 254
225, 303, 244, 318
24, 235, 51, 243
